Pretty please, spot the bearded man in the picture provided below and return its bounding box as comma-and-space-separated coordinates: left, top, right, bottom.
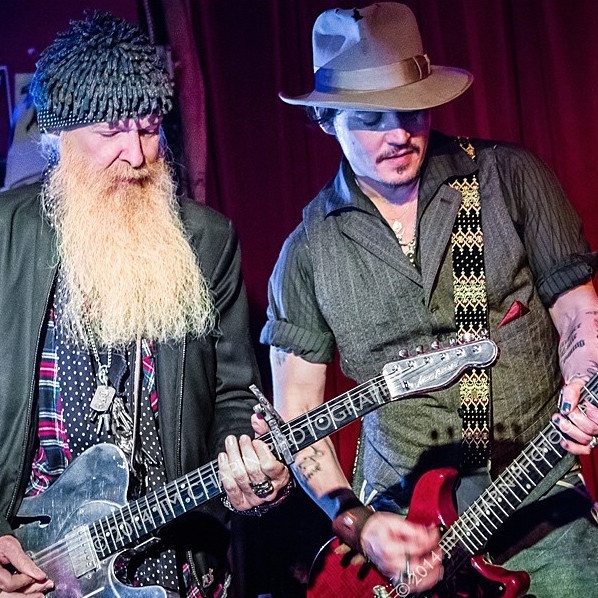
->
0, 12, 289, 598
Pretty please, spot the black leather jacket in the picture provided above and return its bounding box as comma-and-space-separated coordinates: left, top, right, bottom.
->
0, 184, 260, 592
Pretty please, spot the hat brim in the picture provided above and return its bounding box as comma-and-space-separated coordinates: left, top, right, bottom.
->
279, 66, 473, 111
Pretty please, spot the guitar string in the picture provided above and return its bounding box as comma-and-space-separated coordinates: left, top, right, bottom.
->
415, 377, 598, 592
28, 346, 490, 571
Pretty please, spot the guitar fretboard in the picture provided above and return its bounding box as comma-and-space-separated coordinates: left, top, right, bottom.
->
86, 341, 497, 559
440, 374, 598, 561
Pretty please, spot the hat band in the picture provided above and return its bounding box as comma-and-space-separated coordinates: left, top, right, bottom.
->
315, 54, 431, 93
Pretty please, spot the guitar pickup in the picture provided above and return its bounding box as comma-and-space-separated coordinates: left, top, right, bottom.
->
66, 526, 100, 577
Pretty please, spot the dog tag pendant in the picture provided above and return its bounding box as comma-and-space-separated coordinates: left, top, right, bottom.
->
90, 385, 116, 412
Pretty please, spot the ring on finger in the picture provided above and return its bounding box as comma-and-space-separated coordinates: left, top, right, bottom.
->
589, 436, 598, 450
399, 553, 410, 584
249, 477, 274, 498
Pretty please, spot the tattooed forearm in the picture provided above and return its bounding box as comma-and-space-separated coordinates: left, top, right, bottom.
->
562, 339, 585, 363
559, 322, 582, 356
294, 446, 325, 482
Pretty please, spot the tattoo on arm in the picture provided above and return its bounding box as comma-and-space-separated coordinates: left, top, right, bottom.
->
559, 322, 581, 356
294, 446, 324, 482
561, 339, 585, 363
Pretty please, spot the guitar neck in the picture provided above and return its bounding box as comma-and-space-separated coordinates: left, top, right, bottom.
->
441, 374, 598, 558
90, 377, 396, 558
262, 341, 497, 458
89, 340, 498, 559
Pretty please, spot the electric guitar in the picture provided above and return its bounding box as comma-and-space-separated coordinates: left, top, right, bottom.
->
307, 374, 598, 598
13, 339, 498, 598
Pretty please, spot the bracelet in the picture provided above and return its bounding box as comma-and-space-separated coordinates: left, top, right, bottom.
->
221, 478, 295, 517
332, 503, 375, 553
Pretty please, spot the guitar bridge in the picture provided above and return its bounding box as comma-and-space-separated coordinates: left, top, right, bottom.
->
66, 525, 100, 577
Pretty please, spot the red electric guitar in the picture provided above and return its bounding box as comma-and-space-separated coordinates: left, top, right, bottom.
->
307, 377, 598, 598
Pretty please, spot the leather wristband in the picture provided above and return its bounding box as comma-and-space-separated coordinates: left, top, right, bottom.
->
332, 504, 375, 553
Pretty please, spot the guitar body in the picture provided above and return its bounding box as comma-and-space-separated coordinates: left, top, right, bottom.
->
14, 444, 169, 598
308, 468, 530, 598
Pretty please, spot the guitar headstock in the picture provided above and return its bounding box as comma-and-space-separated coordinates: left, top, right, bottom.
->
382, 339, 499, 399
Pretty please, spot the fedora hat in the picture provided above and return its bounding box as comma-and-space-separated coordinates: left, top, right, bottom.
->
280, 2, 473, 111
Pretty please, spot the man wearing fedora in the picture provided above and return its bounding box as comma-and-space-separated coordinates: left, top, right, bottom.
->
260, 3, 598, 596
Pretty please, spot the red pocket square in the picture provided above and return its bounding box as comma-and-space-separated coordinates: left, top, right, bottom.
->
498, 300, 529, 328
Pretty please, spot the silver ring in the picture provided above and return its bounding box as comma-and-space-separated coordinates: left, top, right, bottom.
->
590, 436, 598, 450
399, 553, 410, 583
249, 478, 274, 498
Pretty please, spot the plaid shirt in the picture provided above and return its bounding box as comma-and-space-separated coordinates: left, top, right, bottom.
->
28, 308, 213, 598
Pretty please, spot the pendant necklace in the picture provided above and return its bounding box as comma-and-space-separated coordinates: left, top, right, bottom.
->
392, 219, 417, 264
83, 316, 115, 433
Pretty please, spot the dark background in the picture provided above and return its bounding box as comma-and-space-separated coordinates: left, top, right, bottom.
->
2, 1, 598, 596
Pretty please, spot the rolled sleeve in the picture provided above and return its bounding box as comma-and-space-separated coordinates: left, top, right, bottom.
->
496, 145, 597, 306
536, 252, 598, 306
260, 225, 335, 363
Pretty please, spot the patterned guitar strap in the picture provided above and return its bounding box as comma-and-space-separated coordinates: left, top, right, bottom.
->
449, 139, 491, 470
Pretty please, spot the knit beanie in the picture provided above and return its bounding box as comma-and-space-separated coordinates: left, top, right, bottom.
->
30, 11, 173, 132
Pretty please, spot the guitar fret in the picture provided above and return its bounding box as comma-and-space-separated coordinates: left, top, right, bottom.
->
173, 483, 185, 513
198, 468, 213, 496
503, 468, 527, 494
508, 457, 535, 491
345, 391, 360, 418
146, 493, 165, 526
450, 525, 479, 554
97, 516, 115, 556
303, 411, 318, 444
474, 497, 500, 529
163, 485, 177, 518
128, 501, 148, 538
112, 511, 125, 546
368, 381, 387, 405
90, 520, 108, 559
464, 506, 495, 536
180, 474, 199, 508
532, 431, 563, 466
110, 508, 125, 548
520, 451, 544, 477
496, 486, 515, 510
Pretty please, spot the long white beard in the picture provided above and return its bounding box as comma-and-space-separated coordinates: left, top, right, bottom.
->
42, 133, 215, 348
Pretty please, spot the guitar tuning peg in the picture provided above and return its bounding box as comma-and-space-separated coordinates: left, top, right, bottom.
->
398, 349, 408, 358
462, 332, 473, 343
430, 339, 441, 350
415, 345, 424, 354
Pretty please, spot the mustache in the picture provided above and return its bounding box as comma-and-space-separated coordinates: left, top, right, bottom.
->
107, 162, 154, 186
376, 144, 420, 164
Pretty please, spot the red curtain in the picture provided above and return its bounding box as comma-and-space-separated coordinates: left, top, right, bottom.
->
164, 0, 598, 498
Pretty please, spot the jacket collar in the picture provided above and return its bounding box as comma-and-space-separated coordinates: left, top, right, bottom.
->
321, 131, 480, 299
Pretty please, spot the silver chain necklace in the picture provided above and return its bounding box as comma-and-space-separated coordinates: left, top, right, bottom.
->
83, 316, 116, 431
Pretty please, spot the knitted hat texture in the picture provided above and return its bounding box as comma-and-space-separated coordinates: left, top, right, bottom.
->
31, 11, 174, 131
